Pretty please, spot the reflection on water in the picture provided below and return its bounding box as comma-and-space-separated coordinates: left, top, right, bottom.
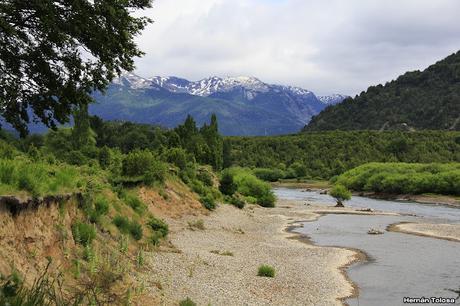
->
274, 188, 460, 306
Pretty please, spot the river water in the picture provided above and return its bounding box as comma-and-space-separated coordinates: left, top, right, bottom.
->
274, 187, 460, 306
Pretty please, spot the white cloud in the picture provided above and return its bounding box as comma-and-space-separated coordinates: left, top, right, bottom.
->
133, 0, 460, 95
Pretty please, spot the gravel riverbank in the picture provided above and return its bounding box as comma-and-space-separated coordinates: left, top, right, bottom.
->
388, 222, 460, 242
143, 199, 395, 305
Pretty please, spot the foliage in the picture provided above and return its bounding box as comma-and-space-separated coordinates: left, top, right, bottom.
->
224, 195, 246, 209
336, 162, 460, 196
113, 216, 143, 240
0, 0, 152, 136
253, 168, 285, 182
219, 170, 237, 196
257, 265, 275, 278
200, 195, 216, 211
121, 150, 167, 185
147, 217, 169, 238
306, 51, 460, 131
72, 222, 96, 246
227, 168, 276, 207
123, 193, 147, 214
179, 297, 197, 306
329, 184, 352, 205
0, 158, 86, 197
225, 131, 460, 180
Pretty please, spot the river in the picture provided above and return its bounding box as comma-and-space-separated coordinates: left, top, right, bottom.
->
274, 187, 460, 306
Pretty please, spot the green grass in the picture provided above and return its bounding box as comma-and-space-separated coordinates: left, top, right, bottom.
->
257, 264, 275, 277
179, 297, 197, 306
0, 158, 97, 197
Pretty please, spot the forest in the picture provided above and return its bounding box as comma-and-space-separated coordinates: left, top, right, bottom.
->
225, 131, 460, 180
305, 51, 460, 131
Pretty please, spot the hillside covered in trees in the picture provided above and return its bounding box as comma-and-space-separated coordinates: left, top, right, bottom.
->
305, 51, 460, 131
225, 131, 460, 180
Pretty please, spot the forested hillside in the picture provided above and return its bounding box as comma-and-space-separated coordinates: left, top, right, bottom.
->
225, 131, 460, 180
305, 51, 460, 131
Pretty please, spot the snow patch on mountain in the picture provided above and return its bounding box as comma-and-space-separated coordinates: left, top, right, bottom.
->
318, 94, 349, 105
114, 72, 346, 104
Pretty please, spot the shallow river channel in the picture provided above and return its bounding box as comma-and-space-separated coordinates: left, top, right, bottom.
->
274, 188, 460, 306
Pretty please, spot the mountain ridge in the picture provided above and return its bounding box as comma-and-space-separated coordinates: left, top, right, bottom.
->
305, 51, 460, 131
89, 74, 348, 136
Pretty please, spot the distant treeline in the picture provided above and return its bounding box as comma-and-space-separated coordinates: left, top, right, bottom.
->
305, 51, 460, 131
334, 162, 460, 196
225, 131, 460, 180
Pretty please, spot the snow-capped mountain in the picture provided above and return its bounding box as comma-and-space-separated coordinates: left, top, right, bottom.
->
318, 94, 349, 105
118, 73, 345, 104
89, 73, 347, 136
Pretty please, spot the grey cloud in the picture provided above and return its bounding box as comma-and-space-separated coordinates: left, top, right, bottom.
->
133, 0, 460, 95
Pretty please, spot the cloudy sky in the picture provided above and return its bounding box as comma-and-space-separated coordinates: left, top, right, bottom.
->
133, 0, 460, 96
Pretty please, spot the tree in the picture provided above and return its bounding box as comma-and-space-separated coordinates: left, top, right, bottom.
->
329, 184, 351, 207
219, 171, 237, 196
0, 0, 152, 136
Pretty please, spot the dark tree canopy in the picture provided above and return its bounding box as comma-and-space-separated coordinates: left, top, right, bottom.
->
0, 0, 152, 136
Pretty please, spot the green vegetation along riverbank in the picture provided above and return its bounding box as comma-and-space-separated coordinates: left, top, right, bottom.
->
225, 131, 460, 180
334, 162, 460, 196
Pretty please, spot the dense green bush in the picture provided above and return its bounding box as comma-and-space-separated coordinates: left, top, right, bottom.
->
123, 194, 146, 214
329, 184, 352, 206
164, 147, 188, 170
143, 160, 167, 185
122, 150, 156, 177
200, 195, 216, 210
72, 222, 96, 246
257, 265, 275, 277
253, 168, 285, 182
336, 162, 460, 195
225, 195, 246, 209
196, 169, 214, 186
147, 217, 169, 238
228, 168, 276, 207
219, 170, 237, 196
179, 297, 197, 306
113, 216, 143, 240
121, 149, 167, 186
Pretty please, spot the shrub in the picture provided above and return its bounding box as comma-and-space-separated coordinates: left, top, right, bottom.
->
165, 147, 187, 170
72, 222, 96, 246
196, 169, 213, 187
219, 170, 237, 196
113, 216, 143, 240
113, 215, 131, 234
179, 297, 197, 306
147, 217, 169, 238
124, 194, 146, 214
229, 168, 276, 207
253, 168, 285, 182
257, 265, 275, 278
225, 195, 245, 209
143, 160, 167, 186
329, 184, 352, 206
149, 231, 163, 246
129, 221, 143, 241
122, 150, 156, 177
94, 197, 110, 216
200, 195, 216, 210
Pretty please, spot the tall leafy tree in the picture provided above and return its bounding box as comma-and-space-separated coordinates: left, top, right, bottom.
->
0, 0, 152, 136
